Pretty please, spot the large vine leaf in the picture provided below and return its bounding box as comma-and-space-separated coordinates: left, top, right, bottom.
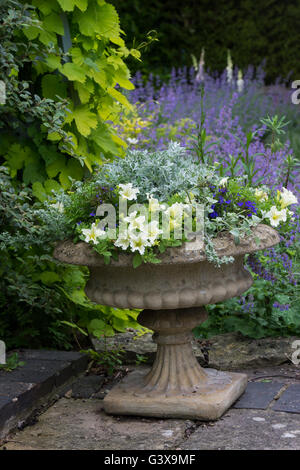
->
72, 105, 98, 136
56, 0, 88, 12
61, 62, 87, 83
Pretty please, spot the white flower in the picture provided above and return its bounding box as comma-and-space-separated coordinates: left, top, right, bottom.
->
81, 223, 106, 244
124, 212, 146, 231
118, 183, 140, 201
127, 137, 138, 145
264, 206, 287, 227
51, 202, 64, 213
255, 188, 268, 201
165, 202, 185, 219
147, 221, 163, 244
114, 233, 131, 250
219, 177, 229, 187
278, 188, 298, 209
129, 232, 151, 255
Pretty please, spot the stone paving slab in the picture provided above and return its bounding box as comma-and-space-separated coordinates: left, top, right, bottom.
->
272, 384, 300, 414
0, 350, 88, 440
233, 381, 285, 409
1, 398, 190, 450
180, 409, 300, 450
1, 363, 300, 450
70, 375, 105, 399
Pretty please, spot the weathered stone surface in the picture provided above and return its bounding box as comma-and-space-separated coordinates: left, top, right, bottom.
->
93, 331, 299, 370
103, 367, 247, 420
272, 384, 300, 414
205, 333, 300, 370
0, 351, 88, 441
233, 381, 285, 409
70, 375, 105, 399
54, 224, 279, 268
18, 350, 85, 362
180, 409, 300, 450
1, 398, 190, 450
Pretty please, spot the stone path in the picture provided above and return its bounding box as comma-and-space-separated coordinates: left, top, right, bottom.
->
0, 350, 88, 440
1, 363, 300, 450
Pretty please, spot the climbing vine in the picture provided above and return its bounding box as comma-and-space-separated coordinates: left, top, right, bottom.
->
0, 0, 138, 200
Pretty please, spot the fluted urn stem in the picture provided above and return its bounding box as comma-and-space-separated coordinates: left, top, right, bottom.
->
134, 307, 208, 397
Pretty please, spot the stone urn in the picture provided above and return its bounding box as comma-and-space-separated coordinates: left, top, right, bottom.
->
54, 224, 280, 420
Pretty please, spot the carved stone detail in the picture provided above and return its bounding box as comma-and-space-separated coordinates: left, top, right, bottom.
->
130, 308, 209, 397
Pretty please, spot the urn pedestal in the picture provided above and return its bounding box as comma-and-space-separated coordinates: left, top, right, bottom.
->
54, 224, 279, 420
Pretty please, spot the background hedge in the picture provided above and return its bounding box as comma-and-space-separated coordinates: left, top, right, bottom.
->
111, 0, 300, 82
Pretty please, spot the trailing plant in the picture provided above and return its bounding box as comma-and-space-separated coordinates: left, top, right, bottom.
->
43, 142, 298, 268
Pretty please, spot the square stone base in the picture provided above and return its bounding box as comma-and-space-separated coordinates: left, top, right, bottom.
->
103, 368, 248, 421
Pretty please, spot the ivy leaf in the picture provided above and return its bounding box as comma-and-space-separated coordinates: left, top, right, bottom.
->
73, 105, 98, 136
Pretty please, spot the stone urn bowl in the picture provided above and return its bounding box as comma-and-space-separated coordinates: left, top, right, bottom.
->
54, 224, 279, 420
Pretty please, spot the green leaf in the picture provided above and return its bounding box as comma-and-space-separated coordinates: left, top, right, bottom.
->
39, 29, 57, 46
32, 181, 47, 202
23, 160, 47, 185
133, 253, 143, 269
45, 55, 61, 70
46, 157, 66, 178
57, 0, 88, 12
44, 178, 62, 194
107, 87, 133, 110
73, 105, 98, 137
60, 321, 88, 336
5, 144, 30, 171
67, 158, 84, 180
61, 63, 86, 83
41, 74, 67, 99
43, 13, 64, 35
39, 271, 61, 285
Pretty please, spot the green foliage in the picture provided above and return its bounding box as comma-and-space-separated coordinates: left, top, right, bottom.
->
0, 352, 25, 372
111, 0, 300, 83
0, 166, 140, 349
194, 217, 300, 339
0, 0, 137, 198
81, 347, 125, 376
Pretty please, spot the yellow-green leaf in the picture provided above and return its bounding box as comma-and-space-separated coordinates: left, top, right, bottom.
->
43, 13, 64, 35
73, 105, 98, 137
61, 62, 86, 83
107, 87, 133, 110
